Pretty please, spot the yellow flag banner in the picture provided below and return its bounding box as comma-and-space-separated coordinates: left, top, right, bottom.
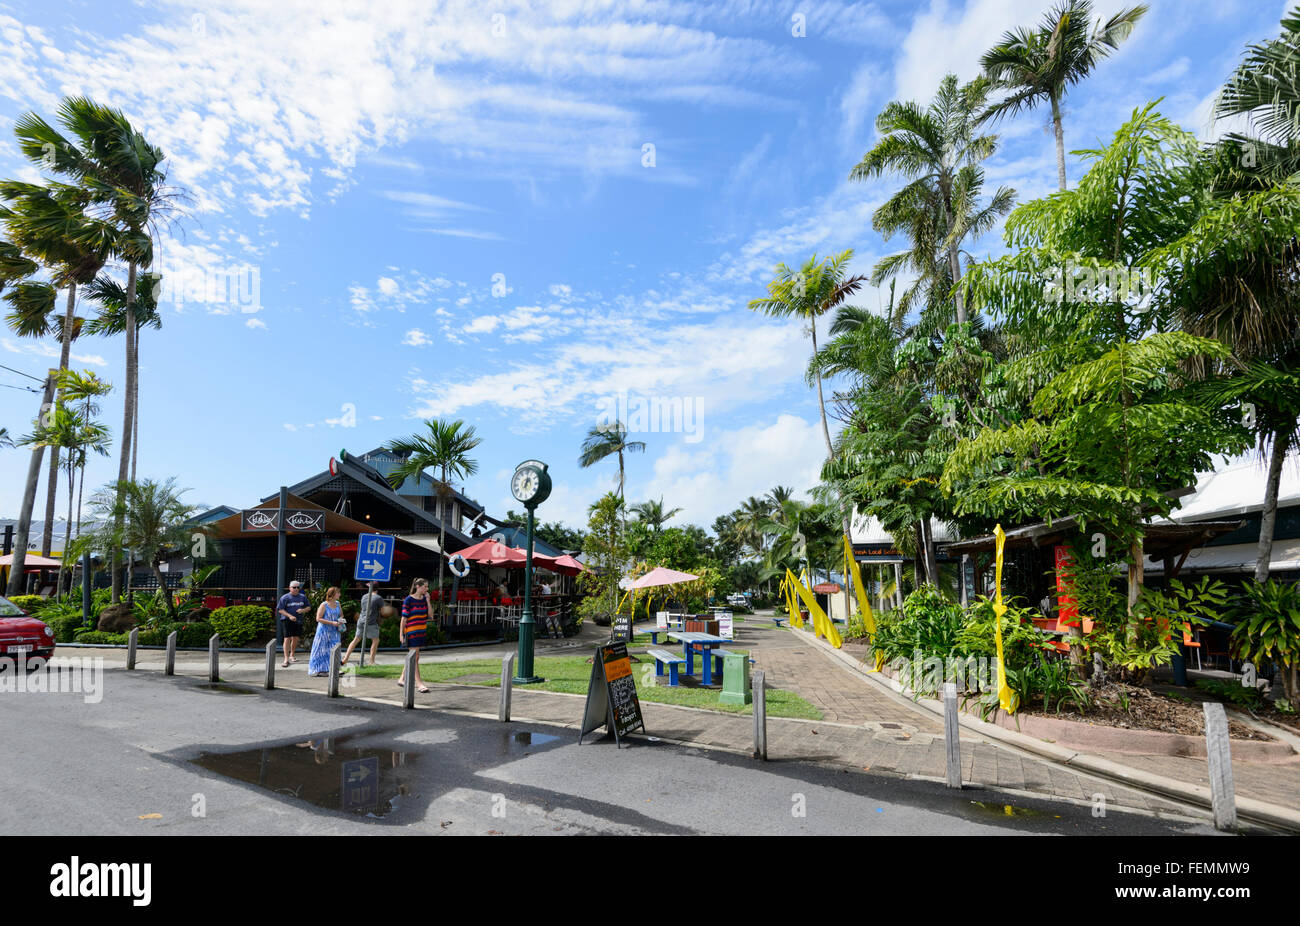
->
779, 572, 804, 628
788, 568, 842, 649
842, 533, 876, 636
800, 568, 826, 640
992, 523, 1020, 715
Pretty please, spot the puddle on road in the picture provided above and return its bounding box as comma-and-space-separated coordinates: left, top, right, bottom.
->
195, 683, 257, 695
968, 800, 1058, 819
192, 733, 419, 823
502, 730, 561, 755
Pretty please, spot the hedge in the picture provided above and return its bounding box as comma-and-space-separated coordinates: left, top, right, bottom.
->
208, 605, 272, 647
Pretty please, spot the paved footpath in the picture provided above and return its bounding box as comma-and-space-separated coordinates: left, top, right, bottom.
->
64, 614, 1247, 828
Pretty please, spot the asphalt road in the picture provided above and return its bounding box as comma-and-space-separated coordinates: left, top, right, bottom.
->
0, 668, 1219, 836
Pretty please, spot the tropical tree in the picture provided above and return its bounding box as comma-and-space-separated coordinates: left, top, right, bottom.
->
578, 421, 645, 501
20, 399, 110, 595
0, 174, 112, 556
850, 73, 1015, 328
577, 492, 630, 626
1213, 8, 1300, 186
384, 419, 481, 599
56, 368, 113, 539
629, 496, 682, 532
979, 0, 1148, 190
946, 106, 1254, 619
80, 478, 198, 620
83, 272, 162, 482
15, 97, 177, 603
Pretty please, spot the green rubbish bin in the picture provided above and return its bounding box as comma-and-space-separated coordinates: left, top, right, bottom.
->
719, 652, 752, 706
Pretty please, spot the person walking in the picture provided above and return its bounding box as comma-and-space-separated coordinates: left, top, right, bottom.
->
308, 586, 345, 676
398, 578, 430, 693
342, 581, 383, 667
276, 580, 309, 667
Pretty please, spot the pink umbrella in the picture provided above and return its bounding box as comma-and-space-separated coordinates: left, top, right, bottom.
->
629, 566, 698, 589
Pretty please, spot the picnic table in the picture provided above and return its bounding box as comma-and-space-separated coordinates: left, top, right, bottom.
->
666, 630, 730, 685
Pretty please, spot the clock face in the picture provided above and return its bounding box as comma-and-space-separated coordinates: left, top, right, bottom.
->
511, 467, 540, 502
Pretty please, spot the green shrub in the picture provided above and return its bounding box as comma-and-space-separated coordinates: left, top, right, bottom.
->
209, 605, 272, 647
1195, 677, 1266, 709
956, 596, 1052, 669
1232, 579, 1300, 708
873, 585, 964, 665
177, 621, 215, 647
73, 630, 129, 645
7, 594, 46, 612
40, 604, 89, 643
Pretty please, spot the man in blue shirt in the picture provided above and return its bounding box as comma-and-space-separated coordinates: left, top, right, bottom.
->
276, 581, 309, 667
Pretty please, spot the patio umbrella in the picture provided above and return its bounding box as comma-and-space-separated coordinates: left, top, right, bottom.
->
0, 553, 62, 569
629, 566, 698, 589
550, 554, 585, 576
456, 539, 526, 566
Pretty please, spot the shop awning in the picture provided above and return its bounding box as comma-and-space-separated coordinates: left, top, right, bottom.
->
1146, 538, 1300, 575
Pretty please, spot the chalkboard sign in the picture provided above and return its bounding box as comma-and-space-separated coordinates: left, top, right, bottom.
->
611, 611, 632, 643
578, 642, 645, 747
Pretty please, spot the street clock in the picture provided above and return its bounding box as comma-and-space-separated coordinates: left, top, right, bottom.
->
510, 459, 552, 507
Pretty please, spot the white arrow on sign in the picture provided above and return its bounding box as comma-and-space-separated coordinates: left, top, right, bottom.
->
363, 560, 383, 575
354, 764, 371, 781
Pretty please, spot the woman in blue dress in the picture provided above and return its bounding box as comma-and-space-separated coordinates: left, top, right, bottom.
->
308, 586, 346, 676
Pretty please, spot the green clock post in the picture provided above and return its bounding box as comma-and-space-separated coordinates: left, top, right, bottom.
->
510, 459, 552, 685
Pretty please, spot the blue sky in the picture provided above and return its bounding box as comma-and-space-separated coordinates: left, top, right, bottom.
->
0, 0, 1291, 530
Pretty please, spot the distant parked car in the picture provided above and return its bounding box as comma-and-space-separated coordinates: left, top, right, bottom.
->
726, 593, 748, 607
0, 595, 55, 667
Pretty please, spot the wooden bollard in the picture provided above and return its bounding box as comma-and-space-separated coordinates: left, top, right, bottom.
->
209, 634, 220, 682
1203, 702, 1237, 831
127, 628, 138, 670
752, 669, 767, 760
264, 640, 276, 690
403, 649, 418, 709
164, 630, 177, 676
328, 643, 343, 698
943, 682, 962, 789
499, 653, 515, 722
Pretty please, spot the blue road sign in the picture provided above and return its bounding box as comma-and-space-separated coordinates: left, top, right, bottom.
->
340, 756, 380, 812
354, 533, 395, 582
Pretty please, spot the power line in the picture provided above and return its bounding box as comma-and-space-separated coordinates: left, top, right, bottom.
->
0, 363, 45, 383
0, 381, 42, 393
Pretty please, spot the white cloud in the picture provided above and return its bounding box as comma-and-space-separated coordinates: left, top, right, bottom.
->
403, 328, 433, 347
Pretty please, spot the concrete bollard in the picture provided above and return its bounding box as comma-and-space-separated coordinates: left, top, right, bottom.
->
943, 682, 962, 789
403, 649, 418, 709
127, 628, 138, 670
752, 669, 767, 760
165, 630, 177, 676
264, 640, 276, 690
1203, 702, 1237, 831
499, 653, 515, 722
328, 643, 342, 698
209, 634, 220, 683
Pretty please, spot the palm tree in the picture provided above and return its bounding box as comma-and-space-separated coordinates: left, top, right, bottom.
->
1213, 8, 1300, 186
384, 419, 482, 600
979, 0, 1148, 190
851, 74, 1015, 328
15, 97, 177, 603
578, 421, 646, 500
20, 399, 110, 595
0, 177, 112, 556
57, 369, 113, 540
81, 478, 197, 619
629, 497, 682, 532
83, 272, 161, 482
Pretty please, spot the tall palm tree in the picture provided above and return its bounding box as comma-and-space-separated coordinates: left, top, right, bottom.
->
0, 178, 112, 556
21, 399, 110, 595
84, 272, 161, 482
629, 497, 682, 532
384, 419, 482, 600
851, 74, 1014, 328
578, 421, 646, 500
15, 97, 176, 603
1214, 8, 1300, 187
57, 368, 113, 540
979, 0, 1148, 190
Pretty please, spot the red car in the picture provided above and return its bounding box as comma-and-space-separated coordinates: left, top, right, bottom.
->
0, 595, 56, 667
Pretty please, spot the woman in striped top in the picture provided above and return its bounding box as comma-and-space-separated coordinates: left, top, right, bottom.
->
399, 578, 430, 693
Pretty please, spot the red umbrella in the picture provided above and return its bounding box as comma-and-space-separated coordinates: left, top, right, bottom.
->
456, 539, 525, 566
549, 554, 585, 577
